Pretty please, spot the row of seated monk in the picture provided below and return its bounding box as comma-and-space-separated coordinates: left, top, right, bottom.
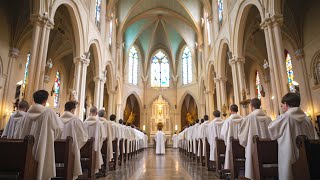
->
0, 90, 148, 180
177, 92, 320, 180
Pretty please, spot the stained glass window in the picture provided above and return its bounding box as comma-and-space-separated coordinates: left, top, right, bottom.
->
109, 20, 113, 45
54, 71, 61, 108
128, 46, 138, 85
151, 50, 169, 87
22, 53, 30, 95
218, 0, 223, 24
285, 51, 295, 92
182, 46, 192, 85
255, 71, 261, 99
95, 0, 102, 27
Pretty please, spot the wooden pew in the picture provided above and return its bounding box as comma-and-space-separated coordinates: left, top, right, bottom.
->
205, 137, 215, 171
292, 135, 320, 180
53, 136, 74, 180
230, 137, 245, 180
100, 138, 109, 177
0, 135, 37, 179
118, 138, 123, 166
124, 139, 128, 163
252, 136, 278, 180
109, 138, 118, 170
79, 137, 96, 180
216, 137, 228, 178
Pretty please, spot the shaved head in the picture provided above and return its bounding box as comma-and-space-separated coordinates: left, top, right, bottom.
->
90, 106, 98, 116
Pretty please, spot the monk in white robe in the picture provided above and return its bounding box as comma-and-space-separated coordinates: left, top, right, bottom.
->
268, 93, 319, 180
84, 106, 106, 173
1, 100, 29, 138
60, 101, 88, 179
198, 116, 210, 157
207, 110, 224, 161
14, 90, 64, 180
220, 104, 243, 170
155, 128, 166, 154
238, 98, 272, 179
98, 109, 114, 163
172, 132, 178, 148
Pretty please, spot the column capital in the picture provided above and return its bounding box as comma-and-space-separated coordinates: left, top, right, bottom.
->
260, 15, 283, 29
235, 57, 245, 64
220, 76, 228, 82
9, 48, 20, 58
30, 13, 54, 29
228, 58, 237, 65
73, 56, 90, 65
207, 16, 213, 22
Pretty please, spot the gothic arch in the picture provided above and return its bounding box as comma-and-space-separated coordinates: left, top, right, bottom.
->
50, 0, 84, 56
216, 39, 230, 78
88, 40, 103, 77
232, 1, 265, 58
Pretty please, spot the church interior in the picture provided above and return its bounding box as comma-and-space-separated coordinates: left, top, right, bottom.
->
0, 0, 320, 179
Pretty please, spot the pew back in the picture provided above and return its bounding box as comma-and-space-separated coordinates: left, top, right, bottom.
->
80, 137, 96, 179
230, 137, 245, 180
215, 137, 226, 171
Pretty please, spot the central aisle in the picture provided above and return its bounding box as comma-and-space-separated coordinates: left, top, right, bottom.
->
103, 148, 220, 180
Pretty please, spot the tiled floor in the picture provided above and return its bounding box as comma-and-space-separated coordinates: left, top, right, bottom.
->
101, 148, 221, 180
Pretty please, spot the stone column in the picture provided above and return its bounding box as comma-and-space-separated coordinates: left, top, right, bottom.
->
94, 76, 101, 108
271, 15, 289, 95
99, 75, 106, 109
235, 57, 247, 115
229, 58, 240, 106
214, 77, 221, 111
261, 19, 281, 116
78, 58, 90, 120
25, 15, 42, 102
107, 90, 114, 118
295, 49, 314, 122
1, 48, 19, 116
219, 76, 228, 108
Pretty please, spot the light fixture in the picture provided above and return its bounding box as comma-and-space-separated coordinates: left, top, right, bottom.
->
175, 125, 178, 131
143, 125, 146, 131
271, 96, 274, 100
46, 102, 50, 107
16, 80, 23, 85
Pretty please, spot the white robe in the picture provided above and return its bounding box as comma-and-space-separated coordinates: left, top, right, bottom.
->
207, 118, 224, 161
268, 107, 319, 180
14, 104, 64, 180
155, 130, 166, 154
98, 117, 114, 162
1, 110, 26, 138
84, 116, 106, 173
238, 109, 272, 179
220, 114, 243, 169
172, 134, 178, 148
198, 121, 210, 156
60, 112, 88, 179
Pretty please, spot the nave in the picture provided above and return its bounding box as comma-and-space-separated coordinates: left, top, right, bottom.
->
104, 148, 219, 180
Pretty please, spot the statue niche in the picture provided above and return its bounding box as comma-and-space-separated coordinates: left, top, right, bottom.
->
150, 95, 171, 132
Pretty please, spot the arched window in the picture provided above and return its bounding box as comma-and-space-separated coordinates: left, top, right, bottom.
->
22, 53, 30, 96
54, 71, 61, 108
109, 20, 113, 45
128, 46, 138, 85
255, 71, 261, 99
182, 46, 192, 85
95, 0, 102, 27
151, 50, 169, 87
218, 0, 223, 24
285, 50, 296, 92
314, 57, 320, 85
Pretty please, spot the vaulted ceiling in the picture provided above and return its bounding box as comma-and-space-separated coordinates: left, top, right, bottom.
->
116, 0, 205, 75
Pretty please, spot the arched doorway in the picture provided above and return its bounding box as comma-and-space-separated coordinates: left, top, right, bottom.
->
123, 94, 140, 127
181, 94, 198, 128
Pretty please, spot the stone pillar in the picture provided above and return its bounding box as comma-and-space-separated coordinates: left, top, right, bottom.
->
261, 18, 281, 116
1, 48, 19, 116
229, 58, 240, 106
219, 77, 228, 108
214, 77, 221, 111
94, 76, 101, 108
107, 90, 115, 118
295, 49, 314, 123
25, 15, 42, 103
99, 75, 106, 109
235, 57, 247, 115
271, 15, 289, 95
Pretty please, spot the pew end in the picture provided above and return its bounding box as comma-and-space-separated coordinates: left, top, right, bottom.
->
52, 136, 74, 180
292, 135, 320, 180
0, 135, 37, 180
230, 137, 245, 180
79, 137, 96, 180
252, 135, 278, 180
